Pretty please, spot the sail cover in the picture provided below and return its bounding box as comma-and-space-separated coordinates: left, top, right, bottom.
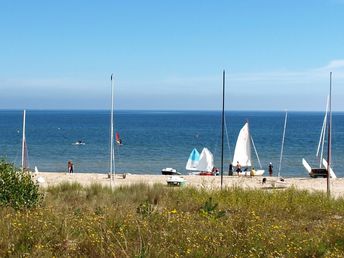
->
186, 148, 200, 170
196, 148, 214, 172
233, 123, 252, 167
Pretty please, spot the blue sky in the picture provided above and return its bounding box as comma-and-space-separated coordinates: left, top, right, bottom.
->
0, 0, 343, 111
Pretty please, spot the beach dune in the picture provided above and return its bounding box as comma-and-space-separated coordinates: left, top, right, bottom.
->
33, 172, 344, 198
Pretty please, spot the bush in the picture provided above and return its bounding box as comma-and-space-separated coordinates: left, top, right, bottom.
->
0, 160, 42, 209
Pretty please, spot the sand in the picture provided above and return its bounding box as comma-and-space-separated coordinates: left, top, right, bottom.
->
33, 172, 344, 198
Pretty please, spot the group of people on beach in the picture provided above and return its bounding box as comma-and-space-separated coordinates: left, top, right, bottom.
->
228, 161, 274, 176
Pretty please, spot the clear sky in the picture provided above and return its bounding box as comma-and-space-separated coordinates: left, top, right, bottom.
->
0, 0, 343, 111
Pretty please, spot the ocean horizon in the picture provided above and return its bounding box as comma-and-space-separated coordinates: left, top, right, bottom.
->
0, 109, 343, 178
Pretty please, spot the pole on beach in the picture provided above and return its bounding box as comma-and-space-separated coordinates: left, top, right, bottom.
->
221, 70, 225, 190
21, 109, 26, 172
326, 72, 332, 196
110, 74, 115, 187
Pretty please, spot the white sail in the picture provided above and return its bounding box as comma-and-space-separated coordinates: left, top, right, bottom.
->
186, 148, 200, 171
196, 148, 214, 172
233, 123, 251, 167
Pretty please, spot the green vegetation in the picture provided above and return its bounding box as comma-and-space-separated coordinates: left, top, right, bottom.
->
0, 160, 42, 209
0, 181, 344, 257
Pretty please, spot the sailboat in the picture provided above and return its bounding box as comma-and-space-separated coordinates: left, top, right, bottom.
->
21, 110, 29, 172
197, 148, 217, 176
197, 148, 214, 176
185, 148, 200, 171
186, 147, 216, 175
302, 89, 336, 178
232, 122, 265, 176
116, 132, 123, 145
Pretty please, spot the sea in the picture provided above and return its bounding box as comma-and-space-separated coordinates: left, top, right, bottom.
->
0, 110, 343, 178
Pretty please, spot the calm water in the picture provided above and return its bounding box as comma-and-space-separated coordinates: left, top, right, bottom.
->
0, 110, 343, 177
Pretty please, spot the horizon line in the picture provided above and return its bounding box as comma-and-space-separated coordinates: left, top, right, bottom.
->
0, 108, 342, 113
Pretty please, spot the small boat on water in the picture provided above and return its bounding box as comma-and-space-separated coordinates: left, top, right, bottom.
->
116, 132, 123, 145
161, 168, 181, 175
73, 140, 85, 145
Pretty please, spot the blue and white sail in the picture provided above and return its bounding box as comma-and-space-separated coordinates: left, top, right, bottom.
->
196, 148, 214, 172
185, 148, 200, 171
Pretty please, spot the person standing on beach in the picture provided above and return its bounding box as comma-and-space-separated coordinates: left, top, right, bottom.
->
228, 162, 233, 176
268, 162, 273, 176
236, 161, 242, 176
68, 160, 74, 173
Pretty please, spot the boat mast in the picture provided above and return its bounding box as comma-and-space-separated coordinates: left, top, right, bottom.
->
317, 95, 329, 168
247, 120, 253, 169
326, 72, 332, 196
278, 110, 288, 178
21, 109, 26, 172
220, 70, 225, 189
110, 74, 115, 185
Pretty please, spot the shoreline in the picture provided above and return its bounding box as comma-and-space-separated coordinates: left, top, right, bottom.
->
33, 172, 344, 198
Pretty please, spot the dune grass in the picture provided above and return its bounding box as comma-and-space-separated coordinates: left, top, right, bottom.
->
1, 182, 344, 257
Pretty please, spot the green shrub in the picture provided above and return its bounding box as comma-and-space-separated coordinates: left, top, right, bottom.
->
0, 159, 42, 209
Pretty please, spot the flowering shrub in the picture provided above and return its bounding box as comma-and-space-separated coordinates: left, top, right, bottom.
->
0, 160, 42, 209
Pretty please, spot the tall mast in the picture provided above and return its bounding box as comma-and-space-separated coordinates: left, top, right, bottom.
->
278, 110, 288, 178
220, 70, 225, 189
21, 109, 26, 172
110, 74, 115, 184
316, 95, 329, 168
326, 72, 332, 196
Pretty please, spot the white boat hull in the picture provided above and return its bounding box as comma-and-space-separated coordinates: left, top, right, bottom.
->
236, 169, 265, 176
166, 176, 186, 186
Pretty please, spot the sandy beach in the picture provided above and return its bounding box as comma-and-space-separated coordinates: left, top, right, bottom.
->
33, 172, 344, 198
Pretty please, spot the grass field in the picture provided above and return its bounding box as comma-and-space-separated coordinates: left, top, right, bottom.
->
1, 182, 344, 257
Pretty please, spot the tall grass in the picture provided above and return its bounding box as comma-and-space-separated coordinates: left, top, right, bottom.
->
1, 183, 344, 257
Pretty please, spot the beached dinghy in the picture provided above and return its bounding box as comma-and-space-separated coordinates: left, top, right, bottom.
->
302, 91, 336, 179
303, 158, 336, 178
193, 148, 217, 176
186, 148, 200, 172
166, 175, 186, 186
161, 168, 181, 175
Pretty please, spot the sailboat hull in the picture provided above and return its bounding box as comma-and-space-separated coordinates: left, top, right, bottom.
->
236, 169, 265, 176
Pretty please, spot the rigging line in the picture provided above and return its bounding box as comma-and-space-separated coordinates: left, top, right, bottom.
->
317, 95, 329, 168
278, 111, 288, 178
250, 136, 262, 169
224, 115, 231, 157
